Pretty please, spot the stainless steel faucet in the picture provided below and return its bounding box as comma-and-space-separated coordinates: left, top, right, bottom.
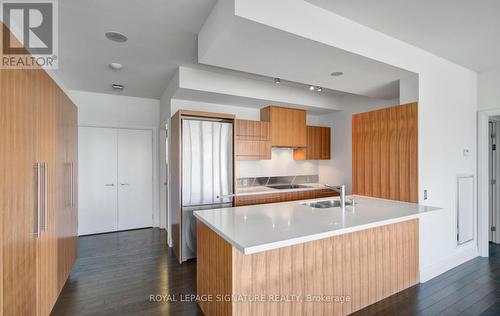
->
324, 184, 346, 209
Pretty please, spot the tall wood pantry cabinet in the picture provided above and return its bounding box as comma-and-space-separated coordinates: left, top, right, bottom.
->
0, 65, 78, 314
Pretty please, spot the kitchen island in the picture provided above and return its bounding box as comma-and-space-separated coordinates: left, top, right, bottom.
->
194, 195, 439, 316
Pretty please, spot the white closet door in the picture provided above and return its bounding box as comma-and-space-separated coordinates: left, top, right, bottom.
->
78, 127, 118, 235
117, 129, 153, 230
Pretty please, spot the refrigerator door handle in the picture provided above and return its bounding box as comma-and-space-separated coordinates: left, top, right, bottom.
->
216, 193, 235, 199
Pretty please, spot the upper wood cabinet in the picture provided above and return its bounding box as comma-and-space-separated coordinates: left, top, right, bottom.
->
235, 119, 270, 140
260, 106, 307, 147
234, 119, 271, 160
293, 126, 331, 160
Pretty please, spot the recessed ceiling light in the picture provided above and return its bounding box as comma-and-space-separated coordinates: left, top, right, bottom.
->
105, 31, 128, 43
309, 85, 315, 91
112, 83, 124, 90
274, 78, 281, 84
330, 71, 344, 77
316, 86, 322, 92
109, 62, 123, 70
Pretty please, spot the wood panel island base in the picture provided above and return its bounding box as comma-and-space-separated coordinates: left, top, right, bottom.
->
197, 219, 419, 316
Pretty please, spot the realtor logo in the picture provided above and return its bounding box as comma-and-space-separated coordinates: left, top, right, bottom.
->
1, 0, 58, 68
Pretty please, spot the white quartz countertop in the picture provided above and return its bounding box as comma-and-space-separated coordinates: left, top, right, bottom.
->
194, 195, 441, 255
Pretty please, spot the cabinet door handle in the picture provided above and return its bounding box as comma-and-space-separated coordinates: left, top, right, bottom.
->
105, 183, 115, 187
67, 162, 71, 208
120, 183, 129, 186
69, 162, 74, 208
71, 162, 74, 208
33, 163, 41, 238
42, 162, 48, 231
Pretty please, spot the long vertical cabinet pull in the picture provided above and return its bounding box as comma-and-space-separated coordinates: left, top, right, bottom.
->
33, 163, 41, 238
40, 162, 46, 232
43, 162, 48, 231
67, 162, 74, 208
70, 162, 74, 208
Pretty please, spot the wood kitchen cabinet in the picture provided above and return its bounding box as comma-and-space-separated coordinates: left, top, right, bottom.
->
234, 119, 271, 160
0, 24, 78, 315
1, 68, 39, 316
55, 87, 78, 293
293, 125, 331, 160
234, 189, 338, 206
260, 106, 307, 147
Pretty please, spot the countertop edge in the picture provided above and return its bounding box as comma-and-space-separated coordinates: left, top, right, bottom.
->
194, 212, 422, 255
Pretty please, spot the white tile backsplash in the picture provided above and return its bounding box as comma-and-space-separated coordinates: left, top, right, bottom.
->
236, 148, 319, 178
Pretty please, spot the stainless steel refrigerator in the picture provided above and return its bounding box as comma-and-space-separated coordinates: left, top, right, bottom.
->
181, 118, 233, 262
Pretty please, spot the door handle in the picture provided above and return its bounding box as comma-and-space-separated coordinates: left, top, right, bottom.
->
42, 162, 48, 232
105, 183, 115, 186
33, 163, 40, 238
71, 162, 75, 208
68, 162, 71, 208
120, 183, 129, 186
69, 162, 74, 208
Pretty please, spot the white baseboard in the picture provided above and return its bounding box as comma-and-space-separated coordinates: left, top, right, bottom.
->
419, 245, 479, 283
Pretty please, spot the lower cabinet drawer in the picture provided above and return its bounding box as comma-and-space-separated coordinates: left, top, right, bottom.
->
234, 189, 339, 206
234, 193, 282, 206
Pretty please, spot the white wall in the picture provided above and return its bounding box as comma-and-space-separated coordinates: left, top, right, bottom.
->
160, 83, 175, 234
317, 96, 398, 193
73, 90, 160, 128
399, 75, 419, 104
479, 68, 500, 110
70, 90, 163, 228
234, 0, 478, 282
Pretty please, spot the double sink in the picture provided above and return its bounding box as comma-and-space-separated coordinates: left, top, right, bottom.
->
264, 183, 350, 209
302, 200, 343, 208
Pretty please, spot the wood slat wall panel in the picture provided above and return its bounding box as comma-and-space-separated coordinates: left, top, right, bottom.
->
197, 220, 419, 316
352, 103, 418, 203
197, 222, 233, 316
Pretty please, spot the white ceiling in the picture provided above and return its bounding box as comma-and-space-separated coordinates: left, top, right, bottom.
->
54, 0, 418, 102
54, 0, 216, 98
307, 0, 500, 72
198, 2, 415, 100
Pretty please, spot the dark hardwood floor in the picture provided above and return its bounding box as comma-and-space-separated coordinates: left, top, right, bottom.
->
353, 243, 500, 316
51, 228, 202, 316
52, 229, 500, 316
